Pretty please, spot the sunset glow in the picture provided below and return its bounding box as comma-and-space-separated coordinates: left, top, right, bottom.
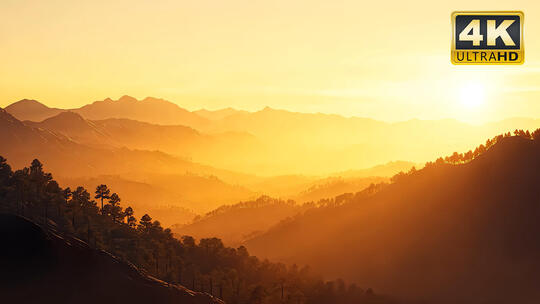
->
1, 1, 540, 123
3, 2, 540, 304
459, 83, 486, 108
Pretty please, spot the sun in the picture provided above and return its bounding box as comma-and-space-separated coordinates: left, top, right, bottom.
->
459, 83, 486, 108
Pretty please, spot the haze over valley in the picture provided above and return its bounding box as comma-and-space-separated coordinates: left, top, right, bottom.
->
4, 95, 540, 303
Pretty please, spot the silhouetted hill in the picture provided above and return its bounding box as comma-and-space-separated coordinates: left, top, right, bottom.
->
0, 214, 222, 304
332, 161, 417, 178
0, 108, 258, 213
9, 97, 540, 175
293, 176, 387, 203
174, 177, 389, 245
0, 107, 253, 181
26, 111, 118, 148
6, 96, 210, 129
5, 99, 64, 122
0, 107, 82, 167
246, 136, 540, 304
74, 96, 209, 128
27, 111, 262, 173
174, 196, 308, 246
241, 167, 392, 203
59, 173, 255, 215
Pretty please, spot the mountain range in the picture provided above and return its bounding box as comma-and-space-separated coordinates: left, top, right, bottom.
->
6, 96, 540, 175
3, 95, 540, 303
24, 110, 261, 172
0, 105, 406, 223
0, 107, 258, 217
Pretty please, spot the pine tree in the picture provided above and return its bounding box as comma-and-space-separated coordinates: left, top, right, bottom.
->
95, 184, 110, 214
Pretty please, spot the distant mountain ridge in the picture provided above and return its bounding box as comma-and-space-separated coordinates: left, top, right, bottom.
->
75, 95, 209, 128
6, 97, 540, 175
6, 96, 210, 128
0, 108, 258, 214
24, 110, 262, 174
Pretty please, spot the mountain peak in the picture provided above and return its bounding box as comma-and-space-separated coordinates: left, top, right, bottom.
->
118, 95, 138, 103
6, 99, 49, 110
4, 99, 63, 122
35, 111, 93, 133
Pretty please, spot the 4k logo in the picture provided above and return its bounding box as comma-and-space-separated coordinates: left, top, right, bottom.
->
451, 11, 524, 64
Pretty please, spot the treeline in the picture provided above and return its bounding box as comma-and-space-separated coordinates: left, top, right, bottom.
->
0, 156, 395, 304
197, 196, 297, 221
390, 129, 540, 184
432, 129, 540, 166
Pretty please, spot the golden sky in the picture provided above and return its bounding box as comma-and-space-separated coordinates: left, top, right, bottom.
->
2, 0, 540, 123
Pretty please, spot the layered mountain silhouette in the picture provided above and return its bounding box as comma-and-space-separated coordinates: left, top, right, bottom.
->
0, 214, 222, 304
7, 97, 540, 175
0, 107, 82, 170
25, 110, 261, 170
292, 176, 387, 204
0, 108, 257, 213
174, 196, 309, 246
175, 176, 388, 246
1, 105, 399, 216
75, 96, 209, 128
4, 95, 540, 303
0, 107, 228, 179
245, 136, 540, 304
25, 111, 119, 148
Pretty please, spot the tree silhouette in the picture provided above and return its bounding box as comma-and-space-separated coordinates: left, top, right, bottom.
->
95, 184, 110, 214
70, 186, 92, 229
138, 214, 153, 233
124, 206, 137, 227
0, 156, 12, 201
533, 129, 540, 140
104, 193, 123, 223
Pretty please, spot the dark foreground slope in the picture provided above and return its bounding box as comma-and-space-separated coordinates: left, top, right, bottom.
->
246, 136, 540, 304
0, 214, 223, 304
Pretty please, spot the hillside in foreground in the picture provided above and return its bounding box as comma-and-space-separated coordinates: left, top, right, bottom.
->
246, 135, 540, 304
0, 214, 222, 304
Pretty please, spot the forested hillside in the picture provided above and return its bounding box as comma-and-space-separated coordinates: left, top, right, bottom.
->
0, 156, 397, 304
0, 214, 223, 304
174, 196, 310, 246
246, 131, 540, 304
